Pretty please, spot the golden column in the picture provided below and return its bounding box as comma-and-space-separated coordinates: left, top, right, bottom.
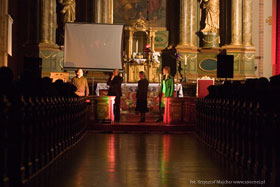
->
95, 0, 102, 23
0, 0, 8, 67
179, 0, 188, 45
107, 0, 113, 24
179, 0, 197, 47
230, 0, 242, 46
96, 0, 113, 24
102, 0, 108, 23
40, 0, 57, 45
189, 0, 196, 47
243, 0, 253, 47
49, 0, 56, 44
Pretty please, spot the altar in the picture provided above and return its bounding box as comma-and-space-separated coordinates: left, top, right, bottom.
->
96, 83, 183, 113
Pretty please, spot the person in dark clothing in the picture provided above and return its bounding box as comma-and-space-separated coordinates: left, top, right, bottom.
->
107, 69, 123, 122
0, 66, 14, 96
135, 71, 149, 122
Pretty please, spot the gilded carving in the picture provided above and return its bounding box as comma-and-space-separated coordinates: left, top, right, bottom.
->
266, 16, 272, 26
59, 0, 76, 24
133, 18, 147, 30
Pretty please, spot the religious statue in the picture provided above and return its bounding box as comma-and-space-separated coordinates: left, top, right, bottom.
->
59, 0, 76, 24
152, 51, 161, 63
200, 0, 219, 33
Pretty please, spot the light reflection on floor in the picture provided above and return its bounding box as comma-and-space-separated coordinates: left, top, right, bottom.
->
28, 133, 251, 187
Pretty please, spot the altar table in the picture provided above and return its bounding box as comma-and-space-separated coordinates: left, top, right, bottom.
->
96, 83, 183, 113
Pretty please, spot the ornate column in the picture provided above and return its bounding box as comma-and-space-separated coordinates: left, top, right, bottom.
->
94, 0, 102, 23
224, 0, 256, 79
49, 0, 56, 44
189, 0, 196, 47
230, 0, 242, 46
107, 0, 113, 24
38, 0, 64, 77
243, 0, 253, 47
101, 0, 113, 24
102, 0, 108, 23
40, 0, 56, 45
242, 0, 255, 78
179, 0, 188, 45
177, 0, 198, 81
0, 0, 8, 67
178, 0, 197, 46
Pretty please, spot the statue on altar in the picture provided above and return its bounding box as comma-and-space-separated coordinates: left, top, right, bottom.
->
152, 51, 161, 63
59, 0, 76, 24
200, 0, 219, 33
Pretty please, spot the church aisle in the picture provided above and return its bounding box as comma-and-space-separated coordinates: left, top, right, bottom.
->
27, 133, 253, 187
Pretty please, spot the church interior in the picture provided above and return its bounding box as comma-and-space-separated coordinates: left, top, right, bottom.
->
0, 0, 280, 186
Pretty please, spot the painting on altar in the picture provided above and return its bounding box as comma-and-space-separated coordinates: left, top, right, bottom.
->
113, 0, 166, 27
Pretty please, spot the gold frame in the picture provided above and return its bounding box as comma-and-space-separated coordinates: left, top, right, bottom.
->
198, 58, 217, 72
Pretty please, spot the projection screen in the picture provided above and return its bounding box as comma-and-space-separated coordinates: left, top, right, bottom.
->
64, 23, 124, 70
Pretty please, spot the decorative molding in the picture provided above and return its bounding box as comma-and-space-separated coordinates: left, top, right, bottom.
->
265, 16, 272, 25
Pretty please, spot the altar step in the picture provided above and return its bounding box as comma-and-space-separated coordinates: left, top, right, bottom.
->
88, 114, 195, 133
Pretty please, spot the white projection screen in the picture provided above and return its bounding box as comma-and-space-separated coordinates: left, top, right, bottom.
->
64, 23, 124, 70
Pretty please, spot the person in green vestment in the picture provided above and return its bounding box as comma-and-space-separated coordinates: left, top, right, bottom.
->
156, 66, 174, 122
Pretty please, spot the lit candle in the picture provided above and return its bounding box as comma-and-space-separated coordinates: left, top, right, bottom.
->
136, 40, 138, 53
184, 55, 187, 66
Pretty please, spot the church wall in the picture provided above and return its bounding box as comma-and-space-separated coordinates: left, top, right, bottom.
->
252, 0, 273, 78
263, 0, 273, 78
7, 0, 28, 78
252, 0, 259, 77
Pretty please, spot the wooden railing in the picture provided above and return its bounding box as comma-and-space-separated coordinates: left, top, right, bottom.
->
0, 96, 87, 187
196, 98, 280, 185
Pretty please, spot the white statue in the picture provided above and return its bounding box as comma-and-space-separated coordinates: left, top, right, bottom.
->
152, 51, 161, 63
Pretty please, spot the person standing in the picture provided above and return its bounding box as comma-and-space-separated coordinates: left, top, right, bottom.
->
72, 69, 89, 96
135, 71, 149, 122
107, 69, 123, 122
156, 66, 174, 122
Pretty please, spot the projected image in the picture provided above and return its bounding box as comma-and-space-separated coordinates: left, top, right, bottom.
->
113, 0, 166, 27
64, 23, 123, 70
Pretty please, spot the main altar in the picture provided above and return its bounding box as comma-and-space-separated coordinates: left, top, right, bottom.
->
26, 0, 256, 82
122, 18, 167, 83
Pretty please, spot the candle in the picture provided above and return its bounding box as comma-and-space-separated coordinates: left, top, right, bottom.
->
136, 40, 138, 53
159, 74, 162, 84
184, 55, 187, 66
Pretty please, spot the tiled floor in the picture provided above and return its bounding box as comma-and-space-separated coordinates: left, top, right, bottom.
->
28, 133, 260, 187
